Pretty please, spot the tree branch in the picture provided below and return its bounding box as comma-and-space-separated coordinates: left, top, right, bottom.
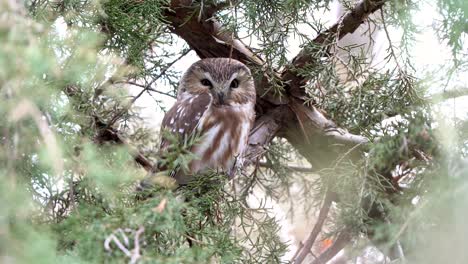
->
243, 105, 293, 167
93, 118, 154, 172
64, 85, 155, 172
293, 191, 335, 264
258, 162, 314, 173
107, 48, 191, 127
126, 81, 177, 99
430, 86, 468, 103
282, 0, 389, 97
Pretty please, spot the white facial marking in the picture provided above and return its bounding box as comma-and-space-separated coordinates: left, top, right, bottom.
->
203, 72, 218, 87
227, 72, 239, 86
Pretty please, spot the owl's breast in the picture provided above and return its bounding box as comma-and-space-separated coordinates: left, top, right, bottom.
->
190, 102, 255, 174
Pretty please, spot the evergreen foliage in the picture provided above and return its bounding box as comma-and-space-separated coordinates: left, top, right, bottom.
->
1, 0, 467, 263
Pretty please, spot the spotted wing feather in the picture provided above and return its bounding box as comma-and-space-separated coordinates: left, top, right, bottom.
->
158, 93, 211, 171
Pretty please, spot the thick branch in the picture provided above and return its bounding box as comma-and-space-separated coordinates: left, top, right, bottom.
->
167, 0, 263, 64
243, 105, 293, 166
282, 0, 388, 97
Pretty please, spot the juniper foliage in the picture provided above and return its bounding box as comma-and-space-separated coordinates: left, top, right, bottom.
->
1, 0, 468, 263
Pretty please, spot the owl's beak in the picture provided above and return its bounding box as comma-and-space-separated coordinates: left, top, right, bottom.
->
211, 88, 227, 105
216, 92, 225, 105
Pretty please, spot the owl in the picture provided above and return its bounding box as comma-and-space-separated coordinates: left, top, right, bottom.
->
158, 58, 256, 185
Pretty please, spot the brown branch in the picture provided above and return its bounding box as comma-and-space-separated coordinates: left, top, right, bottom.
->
64, 85, 155, 172
282, 0, 388, 97
284, 99, 368, 170
167, 0, 262, 64
93, 119, 154, 172
294, 191, 335, 264
243, 105, 293, 167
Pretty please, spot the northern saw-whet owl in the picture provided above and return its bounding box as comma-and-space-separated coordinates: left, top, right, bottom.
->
158, 58, 256, 184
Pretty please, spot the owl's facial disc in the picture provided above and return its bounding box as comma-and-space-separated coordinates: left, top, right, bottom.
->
182, 58, 255, 106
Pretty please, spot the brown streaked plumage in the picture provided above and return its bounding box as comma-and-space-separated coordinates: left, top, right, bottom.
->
159, 58, 256, 184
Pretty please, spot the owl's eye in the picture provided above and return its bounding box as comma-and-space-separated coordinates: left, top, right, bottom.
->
230, 79, 239, 89
201, 79, 212, 87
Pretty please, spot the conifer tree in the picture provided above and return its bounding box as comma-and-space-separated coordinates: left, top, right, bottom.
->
1, 0, 467, 263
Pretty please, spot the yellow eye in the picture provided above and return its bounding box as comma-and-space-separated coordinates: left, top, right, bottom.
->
201, 79, 212, 87
230, 79, 239, 88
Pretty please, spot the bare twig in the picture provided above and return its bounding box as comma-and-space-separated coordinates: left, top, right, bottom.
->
104, 233, 132, 257
282, 0, 389, 96
291, 242, 304, 262
258, 161, 314, 173
130, 226, 145, 264
104, 227, 145, 264
294, 191, 335, 264
395, 240, 406, 263
107, 48, 191, 127
126, 82, 177, 99
184, 234, 205, 245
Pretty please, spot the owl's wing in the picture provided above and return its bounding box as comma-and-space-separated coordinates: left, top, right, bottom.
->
158, 93, 211, 172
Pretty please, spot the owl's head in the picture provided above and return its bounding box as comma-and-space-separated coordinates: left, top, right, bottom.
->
179, 58, 256, 106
